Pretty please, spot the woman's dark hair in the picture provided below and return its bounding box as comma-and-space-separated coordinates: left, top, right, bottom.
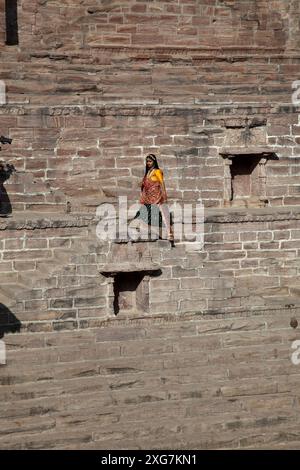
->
145, 154, 159, 175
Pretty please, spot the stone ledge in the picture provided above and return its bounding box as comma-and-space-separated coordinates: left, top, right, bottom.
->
16, 305, 300, 333
204, 206, 300, 224
25, 45, 292, 60
99, 263, 161, 275
219, 147, 277, 158
0, 212, 94, 231
0, 102, 298, 116
99, 305, 300, 325
1, 206, 300, 231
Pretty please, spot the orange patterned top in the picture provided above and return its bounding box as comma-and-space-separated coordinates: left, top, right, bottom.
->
140, 168, 167, 205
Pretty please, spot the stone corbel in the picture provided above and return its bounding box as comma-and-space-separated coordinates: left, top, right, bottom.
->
258, 157, 268, 200
224, 159, 233, 203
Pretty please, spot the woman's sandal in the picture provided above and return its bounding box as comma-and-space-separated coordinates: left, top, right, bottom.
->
168, 233, 175, 247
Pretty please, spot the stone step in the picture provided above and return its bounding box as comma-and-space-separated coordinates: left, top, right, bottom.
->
68, 195, 116, 215
17, 247, 81, 283
0, 291, 13, 307
0, 283, 28, 307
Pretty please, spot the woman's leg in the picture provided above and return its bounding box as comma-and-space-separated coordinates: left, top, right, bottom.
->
159, 203, 174, 241
148, 204, 161, 239
129, 205, 151, 239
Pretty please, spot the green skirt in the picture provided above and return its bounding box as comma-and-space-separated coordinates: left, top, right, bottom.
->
133, 204, 164, 227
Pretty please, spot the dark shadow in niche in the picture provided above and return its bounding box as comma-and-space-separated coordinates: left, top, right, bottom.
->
5, 0, 19, 46
113, 272, 144, 316
230, 155, 261, 201
0, 303, 21, 339
0, 163, 15, 216
113, 269, 162, 316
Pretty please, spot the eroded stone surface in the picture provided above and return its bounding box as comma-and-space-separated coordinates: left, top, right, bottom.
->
0, 0, 300, 450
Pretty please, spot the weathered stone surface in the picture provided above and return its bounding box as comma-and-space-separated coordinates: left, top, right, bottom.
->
0, 0, 300, 451
1, 311, 300, 449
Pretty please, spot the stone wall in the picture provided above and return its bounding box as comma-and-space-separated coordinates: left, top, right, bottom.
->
1, 47, 299, 106
1, 211, 300, 449
2, 209, 300, 333
14, 0, 299, 51
1, 303, 300, 449
2, 105, 300, 212
0, 1, 299, 213
1, 0, 300, 450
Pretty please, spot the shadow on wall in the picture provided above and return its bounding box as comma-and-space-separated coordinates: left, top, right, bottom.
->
5, 0, 19, 46
0, 303, 21, 339
0, 163, 15, 216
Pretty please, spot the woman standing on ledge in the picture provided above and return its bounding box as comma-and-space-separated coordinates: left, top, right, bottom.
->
133, 154, 174, 245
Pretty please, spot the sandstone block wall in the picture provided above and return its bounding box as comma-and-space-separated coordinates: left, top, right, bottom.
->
0, 2, 299, 212
11, 0, 300, 51
1, 308, 300, 449
2, 208, 300, 333
2, 105, 300, 211
1, 0, 300, 450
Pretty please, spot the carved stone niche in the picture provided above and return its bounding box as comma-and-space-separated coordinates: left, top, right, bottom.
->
100, 264, 161, 316
219, 147, 277, 208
